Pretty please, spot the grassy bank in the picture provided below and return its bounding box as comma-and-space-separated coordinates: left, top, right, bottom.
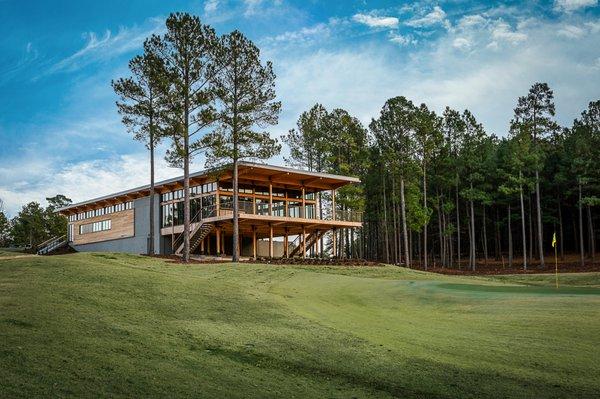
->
1, 253, 599, 398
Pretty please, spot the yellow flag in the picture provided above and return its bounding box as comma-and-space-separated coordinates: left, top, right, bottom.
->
552, 232, 557, 248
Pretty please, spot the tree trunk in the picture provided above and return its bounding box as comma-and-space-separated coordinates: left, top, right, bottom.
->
528, 194, 533, 264
535, 170, 545, 267
455, 178, 461, 270
579, 181, 585, 267
400, 177, 410, 267
470, 197, 476, 271
587, 204, 595, 264
423, 164, 428, 270
482, 205, 488, 266
148, 123, 155, 256
392, 179, 398, 264
437, 195, 443, 267
382, 174, 390, 264
519, 173, 527, 270
558, 199, 564, 260
508, 204, 513, 268
232, 158, 240, 262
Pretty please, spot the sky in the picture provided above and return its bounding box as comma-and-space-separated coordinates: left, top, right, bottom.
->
0, 0, 599, 216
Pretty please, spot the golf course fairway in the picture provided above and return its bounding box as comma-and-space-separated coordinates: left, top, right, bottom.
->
1, 253, 599, 398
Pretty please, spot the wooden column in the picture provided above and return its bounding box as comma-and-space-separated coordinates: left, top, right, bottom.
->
315, 230, 319, 257
200, 236, 205, 255
252, 227, 257, 259
269, 224, 274, 258
284, 191, 288, 217
268, 183, 273, 216
332, 228, 337, 258
331, 189, 336, 220
222, 230, 226, 256
302, 227, 307, 259
216, 227, 221, 255
301, 187, 306, 218
284, 228, 289, 258
252, 188, 256, 215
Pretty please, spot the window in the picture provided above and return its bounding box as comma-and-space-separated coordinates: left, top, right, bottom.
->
68, 224, 74, 241
288, 201, 302, 218
79, 219, 111, 235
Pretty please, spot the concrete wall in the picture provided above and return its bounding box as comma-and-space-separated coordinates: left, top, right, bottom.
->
72, 194, 164, 255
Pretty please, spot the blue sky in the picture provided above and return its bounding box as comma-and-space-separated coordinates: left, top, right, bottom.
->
1, 0, 599, 215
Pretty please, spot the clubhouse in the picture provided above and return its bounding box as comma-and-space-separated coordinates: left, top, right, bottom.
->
57, 162, 363, 258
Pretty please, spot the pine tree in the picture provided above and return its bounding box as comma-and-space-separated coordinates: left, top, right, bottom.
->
146, 13, 220, 262
201, 30, 281, 262
413, 104, 443, 269
370, 96, 419, 266
112, 51, 164, 255
512, 83, 560, 267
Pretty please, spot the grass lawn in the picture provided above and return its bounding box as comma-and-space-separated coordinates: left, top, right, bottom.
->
0, 248, 27, 257
1, 253, 599, 398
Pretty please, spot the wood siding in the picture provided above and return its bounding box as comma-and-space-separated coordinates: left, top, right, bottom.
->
71, 209, 134, 245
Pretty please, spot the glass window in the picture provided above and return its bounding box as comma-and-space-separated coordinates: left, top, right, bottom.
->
272, 200, 285, 216
288, 201, 301, 218
79, 219, 111, 234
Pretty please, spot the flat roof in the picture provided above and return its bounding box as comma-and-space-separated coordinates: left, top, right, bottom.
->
57, 162, 360, 213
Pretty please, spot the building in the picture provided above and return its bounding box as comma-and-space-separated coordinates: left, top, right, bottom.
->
57, 162, 363, 258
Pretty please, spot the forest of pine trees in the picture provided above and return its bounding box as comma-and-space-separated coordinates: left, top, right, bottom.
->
286, 83, 600, 269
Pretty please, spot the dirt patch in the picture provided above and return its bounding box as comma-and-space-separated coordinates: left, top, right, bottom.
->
146, 254, 231, 264
248, 258, 382, 267
408, 255, 600, 275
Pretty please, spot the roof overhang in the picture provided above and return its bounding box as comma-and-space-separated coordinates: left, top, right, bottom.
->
57, 162, 360, 214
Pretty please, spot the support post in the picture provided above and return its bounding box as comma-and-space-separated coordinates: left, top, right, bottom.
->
216, 227, 221, 256
200, 235, 205, 255
284, 228, 289, 258
252, 227, 257, 260
332, 228, 337, 258
332, 189, 336, 221
302, 226, 307, 259
269, 224, 274, 258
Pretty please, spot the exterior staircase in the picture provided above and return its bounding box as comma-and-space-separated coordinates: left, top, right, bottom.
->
175, 223, 214, 255
37, 235, 68, 255
289, 230, 326, 257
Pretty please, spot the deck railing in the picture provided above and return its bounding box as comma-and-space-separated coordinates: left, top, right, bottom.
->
166, 200, 362, 229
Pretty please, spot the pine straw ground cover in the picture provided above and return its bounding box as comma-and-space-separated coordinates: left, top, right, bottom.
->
1, 252, 599, 398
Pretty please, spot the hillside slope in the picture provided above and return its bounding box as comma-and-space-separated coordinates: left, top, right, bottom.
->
1, 253, 599, 398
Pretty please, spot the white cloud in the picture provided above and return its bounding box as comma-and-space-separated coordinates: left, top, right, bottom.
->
352, 13, 399, 29
204, 0, 219, 13
554, 0, 598, 12
0, 153, 183, 217
44, 17, 165, 76
263, 23, 330, 45
491, 20, 528, 44
457, 14, 488, 29
585, 20, 600, 32
452, 37, 472, 50
271, 15, 600, 150
405, 6, 449, 29
388, 32, 415, 46
557, 24, 586, 38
